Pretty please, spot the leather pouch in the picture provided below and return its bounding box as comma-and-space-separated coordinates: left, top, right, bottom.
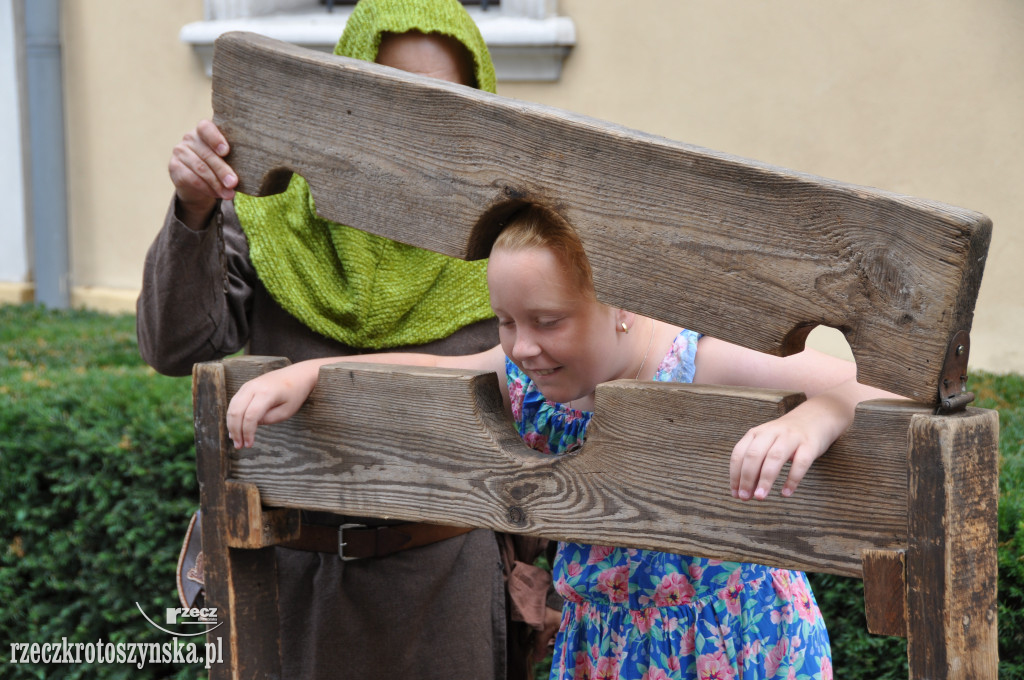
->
176, 510, 205, 609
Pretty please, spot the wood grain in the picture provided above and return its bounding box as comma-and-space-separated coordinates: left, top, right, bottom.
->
211, 31, 991, 403
224, 480, 301, 549
222, 357, 926, 577
907, 409, 1000, 679
863, 548, 908, 637
194, 361, 287, 680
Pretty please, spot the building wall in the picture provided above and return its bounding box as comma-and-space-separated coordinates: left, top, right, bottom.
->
58, 0, 209, 310
53, 0, 1024, 371
0, 0, 29, 295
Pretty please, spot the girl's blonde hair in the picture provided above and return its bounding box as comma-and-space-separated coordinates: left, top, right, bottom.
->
490, 203, 595, 298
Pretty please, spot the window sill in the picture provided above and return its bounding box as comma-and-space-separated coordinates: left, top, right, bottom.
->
180, 8, 575, 82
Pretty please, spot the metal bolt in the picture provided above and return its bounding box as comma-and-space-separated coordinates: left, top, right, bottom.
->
956, 345, 965, 356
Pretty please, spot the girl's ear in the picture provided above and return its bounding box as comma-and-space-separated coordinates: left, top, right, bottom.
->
614, 309, 638, 333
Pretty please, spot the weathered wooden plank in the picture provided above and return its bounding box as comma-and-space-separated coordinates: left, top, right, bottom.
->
906, 409, 1000, 679
222, 357, 925, 577
224, 480, 301, 549
863, 549, 908, 637
210, 31, 991, 404
194, 360, 287, 680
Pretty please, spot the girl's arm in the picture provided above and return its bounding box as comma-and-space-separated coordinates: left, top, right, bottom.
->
693, 336, 899, 501
226, 344, 507, 449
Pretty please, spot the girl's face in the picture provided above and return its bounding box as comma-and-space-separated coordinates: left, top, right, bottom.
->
487, 246, 631, 405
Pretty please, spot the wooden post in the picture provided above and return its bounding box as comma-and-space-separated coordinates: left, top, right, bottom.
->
906, 408, 1000, 679
194, 360, 289, 680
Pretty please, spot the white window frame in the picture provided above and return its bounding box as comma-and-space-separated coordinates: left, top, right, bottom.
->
182, 0, 575, 81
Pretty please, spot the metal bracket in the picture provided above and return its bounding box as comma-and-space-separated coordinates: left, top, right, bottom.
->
936, 330, 974, 414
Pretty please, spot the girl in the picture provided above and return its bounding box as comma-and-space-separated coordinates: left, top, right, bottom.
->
228, 203, 887, 679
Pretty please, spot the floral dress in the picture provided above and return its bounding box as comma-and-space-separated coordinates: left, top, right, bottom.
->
506, 330, 833, 680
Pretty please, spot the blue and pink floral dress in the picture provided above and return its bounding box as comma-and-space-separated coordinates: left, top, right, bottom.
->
506, 330, 833, 680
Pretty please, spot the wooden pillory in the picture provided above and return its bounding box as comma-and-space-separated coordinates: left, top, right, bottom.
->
193, 32, 999, 679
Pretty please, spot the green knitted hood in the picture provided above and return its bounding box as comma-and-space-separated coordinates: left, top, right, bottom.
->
335, 0, 496, 93
234, 0, 496, 349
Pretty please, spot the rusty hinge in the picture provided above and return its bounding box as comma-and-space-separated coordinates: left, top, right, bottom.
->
936, 330, 975, 414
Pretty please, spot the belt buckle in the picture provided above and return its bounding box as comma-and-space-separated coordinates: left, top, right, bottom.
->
338, 523, 366, 561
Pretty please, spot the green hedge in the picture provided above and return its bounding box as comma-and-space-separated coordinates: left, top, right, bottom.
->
0, 305, 201, 679
977, 371, 1024, 679
1, 304, 1021, 678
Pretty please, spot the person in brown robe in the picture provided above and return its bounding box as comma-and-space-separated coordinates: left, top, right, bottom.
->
138, 1, 556, 677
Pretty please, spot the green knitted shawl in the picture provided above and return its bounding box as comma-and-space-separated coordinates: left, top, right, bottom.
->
234, 0, 496, 349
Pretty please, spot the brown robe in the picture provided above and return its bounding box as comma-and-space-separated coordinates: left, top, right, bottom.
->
138, 198, 508, 679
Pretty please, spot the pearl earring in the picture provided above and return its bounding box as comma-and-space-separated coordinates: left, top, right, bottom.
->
619, 322, 629, 333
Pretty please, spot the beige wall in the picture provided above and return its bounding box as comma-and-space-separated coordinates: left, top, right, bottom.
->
60, 0, 1023, 372
60, 0, 209, 309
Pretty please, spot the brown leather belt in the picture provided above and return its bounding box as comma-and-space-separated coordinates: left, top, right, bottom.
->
282, 522, 474, 560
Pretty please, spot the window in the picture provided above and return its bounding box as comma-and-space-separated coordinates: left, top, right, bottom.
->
184, 0, 574, 81
317, 0, 499, 8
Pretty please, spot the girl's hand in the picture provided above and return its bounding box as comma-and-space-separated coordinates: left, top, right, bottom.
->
696, 337, 901, 500
729, 400, 844, 501
226, 363, 320, 449
223, 345, 506, 450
